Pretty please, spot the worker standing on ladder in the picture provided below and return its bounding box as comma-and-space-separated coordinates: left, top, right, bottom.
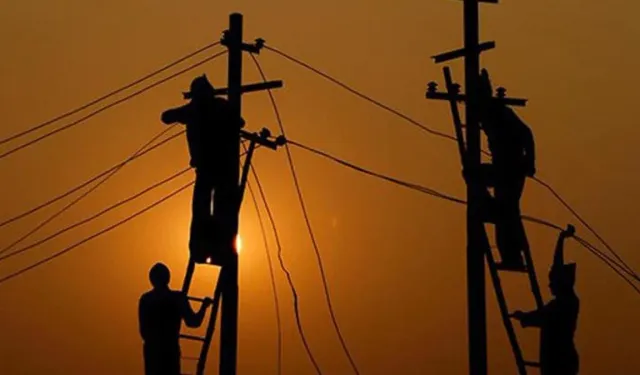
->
477, 69, 536, 271
512, 225, 580, 375
139, 263, 213, 375
161, 75, 244, 263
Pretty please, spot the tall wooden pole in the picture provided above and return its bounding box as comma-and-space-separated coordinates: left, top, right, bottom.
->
463, 1, 488, 374
219, 12, 243, 375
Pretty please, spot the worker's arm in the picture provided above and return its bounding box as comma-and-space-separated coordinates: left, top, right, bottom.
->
182, 296, 213, 328
511, 308, 544, 328
161, 104, 191, 125
553, 225, 575, 269
138, 296, 151, 341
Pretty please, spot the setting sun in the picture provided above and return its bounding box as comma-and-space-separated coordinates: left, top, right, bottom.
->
235, 235, 243, 254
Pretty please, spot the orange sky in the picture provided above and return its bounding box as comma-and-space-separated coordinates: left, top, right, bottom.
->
1, 1, 639, 374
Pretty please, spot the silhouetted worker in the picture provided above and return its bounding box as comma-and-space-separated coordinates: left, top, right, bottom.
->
139, 263, 213, 375
161, 75, 244, 262
478, 69, 536, 271
512, 225, 579, 375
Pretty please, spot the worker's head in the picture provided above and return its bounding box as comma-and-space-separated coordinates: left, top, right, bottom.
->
549, 263, 576, 296
183, 74, 215, 102
149, 262, 171, 289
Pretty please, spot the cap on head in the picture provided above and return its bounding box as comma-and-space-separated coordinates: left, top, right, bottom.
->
149, 262, 170, 288
549, 263, 577, 289
183, 74, 215, 100
478, 69, 494, 101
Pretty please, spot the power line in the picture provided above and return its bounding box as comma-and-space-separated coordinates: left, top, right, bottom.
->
0, 41, 220, 147
0, 50, 227, 161
288, 139, 465, 205
0, 130, 184, 230
0, 180, 194, 286
263, 44, 638, 293
0, 167, 191, 264
246, 182, 283, 375
263, 44, 456, 143
0, 126, 178, 257
532, 176, 637, 277
521, 215, 640, 282
288, 140, 640, 297
248, 163, 323, 375
0, 148, 251, 284
251, 54, 361, 375
0, 146, 252, 264
573, 237, 640, 295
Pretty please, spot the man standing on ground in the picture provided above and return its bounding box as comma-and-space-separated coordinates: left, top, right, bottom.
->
139, 262, 213, 375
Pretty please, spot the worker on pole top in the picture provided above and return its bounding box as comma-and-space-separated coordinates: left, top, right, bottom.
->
161, 75, 245, 264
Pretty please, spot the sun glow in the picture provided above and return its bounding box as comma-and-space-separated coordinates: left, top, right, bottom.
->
235, 235, 243, 254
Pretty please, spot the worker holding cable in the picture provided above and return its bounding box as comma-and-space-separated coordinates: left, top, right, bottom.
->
512, 225, 580, 375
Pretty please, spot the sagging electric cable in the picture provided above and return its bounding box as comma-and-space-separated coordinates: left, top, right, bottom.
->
0, 41, 220, 147
251, 53, 361, 375
0, 50, 227, 161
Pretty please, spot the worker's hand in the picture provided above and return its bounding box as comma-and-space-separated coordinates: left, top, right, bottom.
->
510, 311, 525, 321
203, 297, 214, 308
561, 224, 576, 238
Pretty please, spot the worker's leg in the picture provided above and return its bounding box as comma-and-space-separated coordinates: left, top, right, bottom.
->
504, 175, 527, 252
212, 179, 238, 258
189, 169, 214, 262
168, 349, 182, 375
143, 345, 164, 375
494, 174, 526, 269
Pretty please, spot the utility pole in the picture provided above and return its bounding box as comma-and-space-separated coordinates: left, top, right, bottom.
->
176, 13, 285, 375
462, 1, 487, 374
219, 13, 243, 375
426, 1, 532, 374
426, 1, 491, 373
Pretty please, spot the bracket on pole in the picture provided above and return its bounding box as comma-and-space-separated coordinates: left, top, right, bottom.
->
426, 80, 527, 107
222, 32, 266, 54
240, 128, 286, 150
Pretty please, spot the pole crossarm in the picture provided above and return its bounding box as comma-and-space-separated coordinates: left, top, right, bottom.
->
212, 81, 283, 96
432, 41, 495, 64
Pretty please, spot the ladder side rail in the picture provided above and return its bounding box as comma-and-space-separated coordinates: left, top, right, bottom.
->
485, 239, 528, 375
182, 259, 197, 294
521, 236, 544, 309
442, 67, 467, 163
196, 272, 225, 375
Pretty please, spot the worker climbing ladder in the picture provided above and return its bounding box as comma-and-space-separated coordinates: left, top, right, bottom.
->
170, 13, 286, 375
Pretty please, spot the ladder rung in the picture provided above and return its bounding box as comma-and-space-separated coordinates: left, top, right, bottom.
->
524, 361, 541, 368
180, 334, 206, 342
494, 264, 529, 273
187, 296, 207, 303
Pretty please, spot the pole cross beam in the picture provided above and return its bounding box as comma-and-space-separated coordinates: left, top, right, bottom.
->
212, 80, 283, 96
426, 85, 528, 107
